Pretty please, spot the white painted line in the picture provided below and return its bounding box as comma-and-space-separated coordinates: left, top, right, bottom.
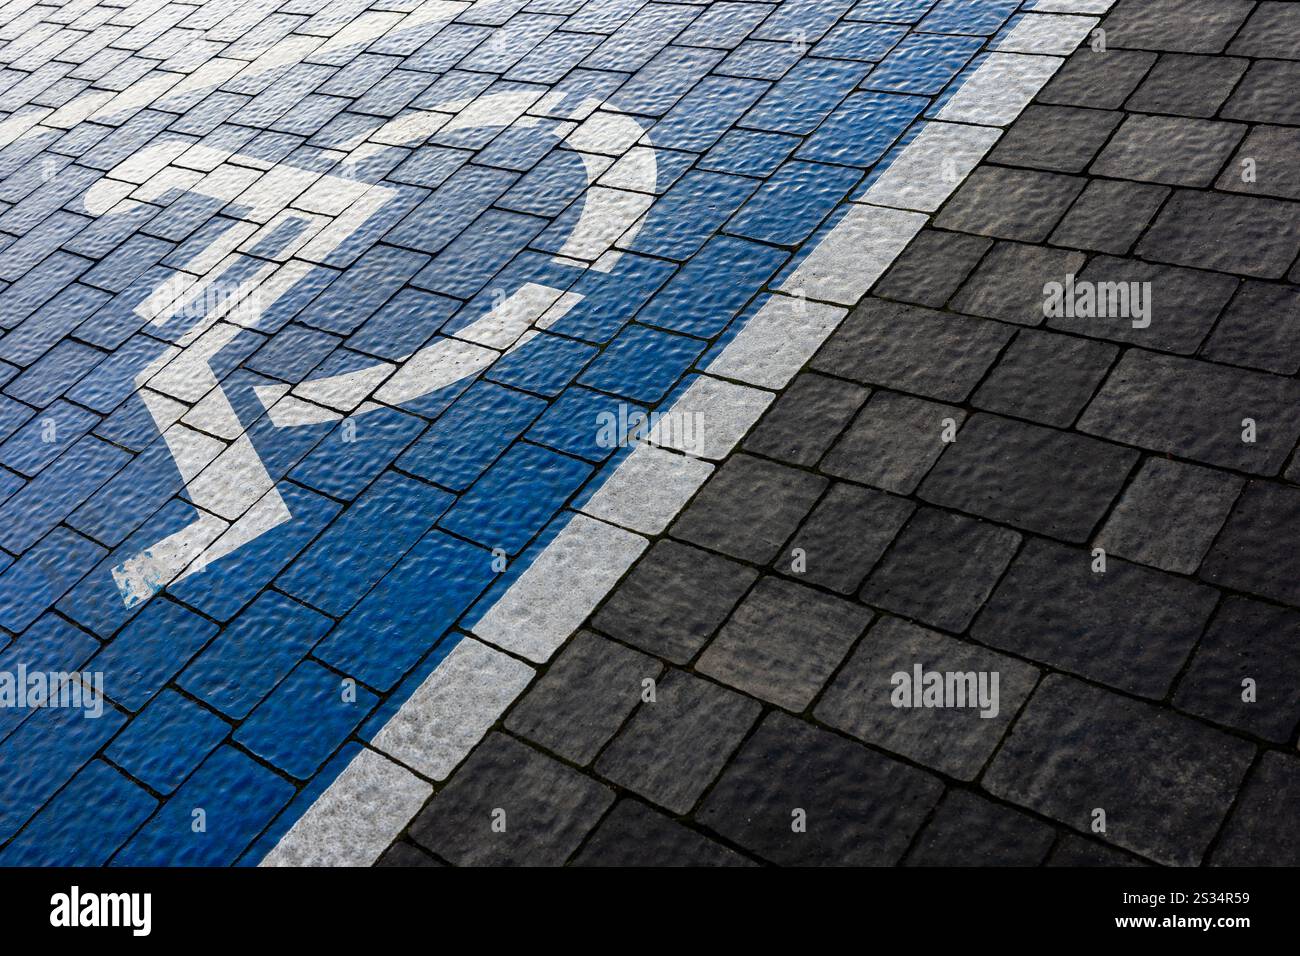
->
648, 374, 771, 461
858, 122, 1001, 213
259, 748, 433, 867
368, 637, 534, 781
1030, 0, 1113, 13
469, 513, 648, 663
579, 444, 714, 535
996, 13, 1098, 56
777, 203, 928, 305
935, 52, 1064, 127
705, 294, 845, 391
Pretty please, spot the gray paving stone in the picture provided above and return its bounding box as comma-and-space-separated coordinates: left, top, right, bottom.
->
816, 616, 1038, 780
1079, 350, 1300, 474
1050, 179, 1169, 255
670, 453, 826, 563
973, 538, 1220, 698
376, 841, 443, 867
985, 674, 1255, 866
505, 630, 662, 766
1047, 835, 1149, 867
1201, 481, 1300, 607
594, 669, 760, 815
1202, 281, 1300, 375
741, 372, 868, 468
592, 540, 757, 664
904, 790, 1056, 867
935, 166, 1085, 243
1090, 115, 1245, 188
871, 229, 991, 309
989, 105, 1121, 174
812, 298, 1012, 403
1217, 126, 1300, 202
782, 482, 914, 594
1210, 753, 1300, 866
821, 391, 964, 495
1227, 1, 1300, 59
971, 328, 1116, 428
950, 241, 1087, 325
1125, 53, 1248, 117
920, 413, 1137, 542
697, 711, 943, 865
1100, 0, 1254, 54
409, 733, 615, 867
697, 576, 873, 712
862, 507, 1020, 633
1048, 256, 1239, 354
572, 799, 755, 867
1221, 60, 1300, 125
1096, 457, 1242, 574
1039, 48, 1156, 110
1174, 597, 1300, 745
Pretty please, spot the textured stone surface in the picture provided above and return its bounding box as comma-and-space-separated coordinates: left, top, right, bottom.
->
409, 734, 615, 867
905, 790, 1057, 867
698, 712, 943, 865
974, 539, 1219, 698
985, 676, 1254, 867
594, 669, 760, 815
1095, 458, 1242, 574
816, 617, 1039, 780
698, 576, 873, 711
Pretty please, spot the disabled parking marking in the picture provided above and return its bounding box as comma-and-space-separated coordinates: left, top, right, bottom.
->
265, 5, 1112, 866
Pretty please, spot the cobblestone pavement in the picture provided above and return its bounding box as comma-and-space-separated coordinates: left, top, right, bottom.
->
0, 0, 1296, 868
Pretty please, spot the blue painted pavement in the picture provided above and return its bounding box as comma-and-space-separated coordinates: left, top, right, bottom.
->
0, 0, 1061, 865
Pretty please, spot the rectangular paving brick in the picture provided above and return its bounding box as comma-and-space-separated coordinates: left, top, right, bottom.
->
822, 391, 963, 494
973, 538, 1219, 698
904, 790, 1056, 867
1095, 457, 1242, 574
1210, 753, 1300, 867
812, 298, 1012, 402
816, 616, 1039, 780
592, 539, 757, 664
862, 507, 1020, 633
970, 328, 1115, 428
594, 669, 760, 815
697, 576, 873, 712
669, 453, 826, 563
1079, 350, 1300, 474
985, 674, 1254, 866
782, 482, 915, 594
1200, 481, 1300, 607
1048, 256, 1238, 354
505, 630, 662, 766
919, 413, 1136, 541
741, 372, 869, 468
409, 733, 614, 867
698, 711, 942, 865
572, 799, 754, 867
1174, 597, 1300, 745
1136, 190, 1300, 279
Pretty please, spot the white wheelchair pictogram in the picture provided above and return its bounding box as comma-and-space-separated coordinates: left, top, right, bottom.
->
4, 12, 660, 609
